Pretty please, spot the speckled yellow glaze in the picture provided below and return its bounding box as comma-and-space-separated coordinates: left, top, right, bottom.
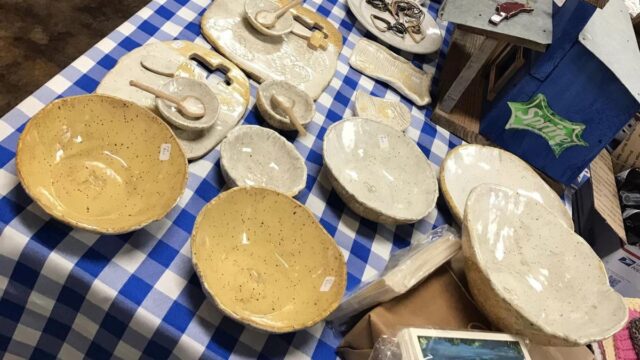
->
191, 187, 346, 333
16, 95, 188, 234
201, 0, 342, 99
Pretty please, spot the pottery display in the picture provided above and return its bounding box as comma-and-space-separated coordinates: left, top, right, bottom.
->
349, 39, 433, 106
245, 0, 296, 36
440, 144, 573, 229
16, 95, 188, 234
96, 40, 250, 160
201, 0, 343, 100
347, 0, 442, 54
191, 187, 346, 333
463, 185, 627, 346
353, 91, 412, 131
323, 117, 438, 224
256, 80, 315, 131
156, 78, 220, 131
220, 126, 307, 196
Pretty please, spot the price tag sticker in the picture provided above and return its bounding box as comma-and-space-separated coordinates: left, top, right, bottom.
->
159, 144, 171, 161
378, 135, 389, 149
320, 276, 335, 292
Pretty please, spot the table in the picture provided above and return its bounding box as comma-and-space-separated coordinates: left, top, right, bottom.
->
0, 0, 456, 358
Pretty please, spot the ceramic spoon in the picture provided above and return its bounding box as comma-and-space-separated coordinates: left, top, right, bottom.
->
256, 0, 301, 29
129, 80, 205, 118
271, 95, 307, 136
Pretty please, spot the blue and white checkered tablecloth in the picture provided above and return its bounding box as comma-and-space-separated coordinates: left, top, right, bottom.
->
0, 0, 459, 358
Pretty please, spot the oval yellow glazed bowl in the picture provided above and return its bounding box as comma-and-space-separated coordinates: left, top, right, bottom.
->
16, 94, 188, 234
191, 187, 347, 333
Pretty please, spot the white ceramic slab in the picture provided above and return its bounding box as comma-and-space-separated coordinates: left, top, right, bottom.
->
353, 91, 411, 131
323, 117, 438, 224
201, 0, 343, 100
440, 144, 573, 229
220, 126, 307, 196
463, 185, 627, 345
96, 41, 251, 160
347, 0, 443, 54
350, 39, 433, 106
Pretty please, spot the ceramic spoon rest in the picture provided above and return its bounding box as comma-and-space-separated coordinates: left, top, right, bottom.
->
201, 0, 343, 100
350, 39, 433, 106
353, 91, 411, 131
96, 40, 251, 160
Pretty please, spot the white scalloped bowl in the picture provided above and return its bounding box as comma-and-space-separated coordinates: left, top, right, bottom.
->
463, 185, 627, 346
220, 125, 307, 196
323, 117, 438, 224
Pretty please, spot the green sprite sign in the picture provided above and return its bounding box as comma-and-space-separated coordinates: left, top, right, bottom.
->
505, 93, 588, 157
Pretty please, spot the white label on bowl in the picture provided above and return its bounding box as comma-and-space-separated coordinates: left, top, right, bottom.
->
320, 276, 335, 292
378, 135, 389, 149
159, 143, 171, 161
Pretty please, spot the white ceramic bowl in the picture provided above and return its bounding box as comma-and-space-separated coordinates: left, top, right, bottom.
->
245, 0, 295, 36
220, 125, 307, 196
440, 144, 573, 229
157, 77, 220, 131
323, 118, 438, 224
463, 185, 627, 346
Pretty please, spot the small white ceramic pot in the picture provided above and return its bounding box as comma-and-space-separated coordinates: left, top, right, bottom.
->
256, 80, 315, 131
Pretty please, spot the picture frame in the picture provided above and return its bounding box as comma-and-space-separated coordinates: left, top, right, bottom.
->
398, 328, 532, 360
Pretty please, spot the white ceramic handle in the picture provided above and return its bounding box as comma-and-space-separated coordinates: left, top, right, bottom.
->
129, 80, 183, 105
274, 0, 301, 18
272, 95, 307, 136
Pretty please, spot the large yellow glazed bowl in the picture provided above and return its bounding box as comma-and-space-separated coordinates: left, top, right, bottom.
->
16, 95, 188, 234
191, 187, 347, 333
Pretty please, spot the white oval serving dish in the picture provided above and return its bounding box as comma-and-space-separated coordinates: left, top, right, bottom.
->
323, 117, 438, 224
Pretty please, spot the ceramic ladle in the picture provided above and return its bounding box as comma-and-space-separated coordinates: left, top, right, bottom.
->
129, 80, 205, 118
271, 95, 308, 136
256, 0, 301, 28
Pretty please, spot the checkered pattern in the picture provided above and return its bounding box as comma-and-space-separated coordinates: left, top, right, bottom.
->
0, 0, 458, 358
